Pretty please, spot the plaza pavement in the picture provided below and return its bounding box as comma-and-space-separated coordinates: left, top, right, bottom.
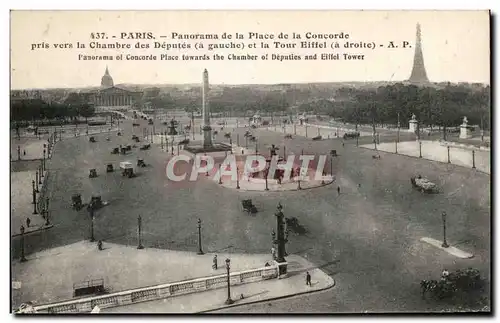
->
360, 140, 490, 174
12, 241, 334, 313
12, 118, 490, 313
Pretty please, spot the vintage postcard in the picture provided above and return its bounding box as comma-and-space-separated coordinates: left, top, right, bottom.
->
10, 10, 491, 314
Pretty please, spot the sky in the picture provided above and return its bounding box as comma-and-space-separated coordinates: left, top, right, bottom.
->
10, 10, 490, 89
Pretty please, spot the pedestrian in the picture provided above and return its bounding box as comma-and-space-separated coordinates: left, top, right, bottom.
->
342, 142, 345, 147
212, 254, 218, 270
23, 150, 26, 156
306, 271, 312, 286
271, 247, 276, 260
97, 240, 103, 251
337, 186, 340, 195
26, 217, 31, 228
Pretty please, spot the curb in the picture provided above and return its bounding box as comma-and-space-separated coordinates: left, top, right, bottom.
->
11, 224, 54, 238
197, 277, 336, 313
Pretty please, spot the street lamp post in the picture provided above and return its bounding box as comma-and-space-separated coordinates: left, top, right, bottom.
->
237, 133, 240, 147
137, 215, 144, 249
419, 141, 422, 158
272, 203, 288, 275
89, 204, 95, 242
40, 160, 44, 177
218, 164, 223, 184
330, 155, 333, 176
20, 225, 27, 262
224, 258, 234, 305
472, 150, 476, 169
35, 171, 39, 192
38, 166, 42, 184
265, 169, 269, 191
236, 167, 240, 189
441, 212, 449, 248
45, 197, 50, 225
43, 149, 46, 172
447, 146, 451, 163
197, 219, 204, 255
229, 138, 233, 154
305, 125, 308, 138
31, 180, 36, 205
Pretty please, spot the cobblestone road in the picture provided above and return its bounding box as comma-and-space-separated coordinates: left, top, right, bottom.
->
11, 118, 490, 312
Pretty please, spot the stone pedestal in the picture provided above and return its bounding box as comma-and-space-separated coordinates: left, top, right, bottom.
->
460, 125, 472, 139
459, 116, 472, 139
408, 120, 418, 133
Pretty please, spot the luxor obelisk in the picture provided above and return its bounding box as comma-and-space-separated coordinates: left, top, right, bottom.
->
202, 69, 213, 148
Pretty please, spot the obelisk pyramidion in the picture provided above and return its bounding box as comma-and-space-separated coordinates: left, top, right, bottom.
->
408, 23, 429, 84
202, 69, 213, 148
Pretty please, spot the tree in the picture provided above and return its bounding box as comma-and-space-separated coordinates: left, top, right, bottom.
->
79, 104, 95, 123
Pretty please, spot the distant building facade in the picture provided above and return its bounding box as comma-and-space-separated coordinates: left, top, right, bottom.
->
78, 67, 142, 107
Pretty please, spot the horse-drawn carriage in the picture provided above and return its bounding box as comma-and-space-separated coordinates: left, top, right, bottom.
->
284, 134, 292, 139
137, 159, 146, 167
249, 135, 257, 142
89, 136, 96, 143
140, 144, 151, 150
89, 169, 97, 178
106, 164, 114, 173
330, 149, 337, 157
224, 132, 231, 139
244, 131, 252, 137
111, 147, 119, 154
312, 135, 322, 141
120, 162, 135, 178
421, 268, 484, 301
71, 194, 83, 210
343, 131, 360, 139
179, 138, 190, 145
411, 175, 438, 193
132, 123, 140, 127
242, 199, 258, 214
132, 135, 140, 143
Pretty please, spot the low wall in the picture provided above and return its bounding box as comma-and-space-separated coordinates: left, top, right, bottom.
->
31, 263, 282, 314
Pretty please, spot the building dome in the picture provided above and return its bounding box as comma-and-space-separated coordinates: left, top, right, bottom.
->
101, 66, 114, 87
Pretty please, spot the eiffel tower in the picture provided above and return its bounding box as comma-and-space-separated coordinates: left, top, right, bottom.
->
408, 23, 429, 84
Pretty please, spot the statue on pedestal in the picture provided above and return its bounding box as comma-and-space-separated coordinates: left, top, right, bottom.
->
167, 119, 178, 136
462, 116, 468, 126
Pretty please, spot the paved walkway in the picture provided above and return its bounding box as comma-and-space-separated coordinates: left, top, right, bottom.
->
420, 237, 474, 259
360, 140, 490, 174
12, 241, 333, 312
263, 123, 372, 139
11, 170, 50, 235
219, 176, 335, 191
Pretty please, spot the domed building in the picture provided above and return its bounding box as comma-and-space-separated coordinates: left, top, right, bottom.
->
101, 66, 114, 87
75, 66, 142, 108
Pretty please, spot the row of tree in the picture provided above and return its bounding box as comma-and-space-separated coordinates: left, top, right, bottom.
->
11, 83, 490, 130
11, 98, 95, 123
298, 84, 491, 129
